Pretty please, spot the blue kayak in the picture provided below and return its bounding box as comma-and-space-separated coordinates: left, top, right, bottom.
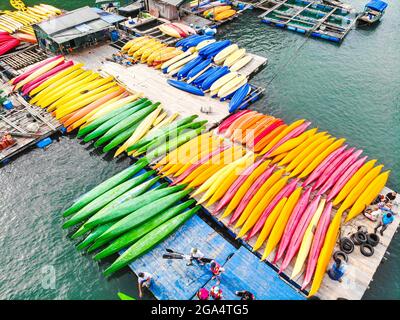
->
201, 66, 230, 91
176, 56, 204, 80
167, 79, 205, 96
193, 67, 217, 87
186, 59, 212, 80
229, 84, 251, 113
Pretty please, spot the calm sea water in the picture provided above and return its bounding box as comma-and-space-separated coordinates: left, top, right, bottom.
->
0, 0, 398, 300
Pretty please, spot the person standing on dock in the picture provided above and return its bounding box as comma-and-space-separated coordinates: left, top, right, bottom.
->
374, 211, 394, 236
137, 272, 153, 299
210, 286, 223, 300
327, 258, 347, 283
385, 191, 397, 204
210, 260, 225, 285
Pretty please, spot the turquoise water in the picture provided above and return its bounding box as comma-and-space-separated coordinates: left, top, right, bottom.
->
0, 0, 399, 300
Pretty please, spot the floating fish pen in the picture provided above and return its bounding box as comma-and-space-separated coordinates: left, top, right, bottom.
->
0, 93, 61, 165
256, 0, 359, 43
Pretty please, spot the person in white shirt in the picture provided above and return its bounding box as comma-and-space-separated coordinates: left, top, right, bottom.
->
188, 247, 205, 266
137, 271, 152, 298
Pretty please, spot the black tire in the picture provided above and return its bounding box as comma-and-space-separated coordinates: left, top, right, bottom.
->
339, 237, 354, 254
360, 243, 374, 257
333, 251, 348, 263
351, 231, 367, 245
366, 233, 380, 247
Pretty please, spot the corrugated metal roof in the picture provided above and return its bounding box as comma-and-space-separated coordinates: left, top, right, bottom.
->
92, 7, 126, 24
160, 0, 189, 7
36, 6, 102, 36
50, 19, 110, 44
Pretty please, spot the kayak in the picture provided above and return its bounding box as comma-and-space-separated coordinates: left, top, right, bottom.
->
291, 198, 326, 279
223, 48, 246, 67
273, 187, 312, 264
261, 187, 303, 260
279, 195, 322, 273
230, 55, 253, 72
332, 159, 378, 206
302, 202, 332, 290
167, 79, 205, 96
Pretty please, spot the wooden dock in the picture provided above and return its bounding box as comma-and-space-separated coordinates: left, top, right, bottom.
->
0, 90, 61, 164
68, 44, 267, 126
156, 130, 399, 300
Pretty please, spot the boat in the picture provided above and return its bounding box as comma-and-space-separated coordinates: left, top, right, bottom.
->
358, 0, 388, 25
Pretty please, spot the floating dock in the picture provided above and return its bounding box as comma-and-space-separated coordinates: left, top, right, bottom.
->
68, 44, 267, 126
157, 128, 399, 300
127, 209, 304, 300
0, 91, 61, 165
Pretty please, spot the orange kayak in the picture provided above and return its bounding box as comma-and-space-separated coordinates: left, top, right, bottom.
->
65, 88, 125, 131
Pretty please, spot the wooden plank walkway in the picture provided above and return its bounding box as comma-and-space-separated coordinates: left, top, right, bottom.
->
157, 130, 399, 300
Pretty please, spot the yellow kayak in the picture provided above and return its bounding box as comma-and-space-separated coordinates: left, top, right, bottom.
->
284, 134, 330, 172
345, 171, 390, 222
29, 63, 84, 97
333, 159, 377, 206
235, 169, 285, 228
278, 132, 328, 167
209, 72, 238, 93
308, 211, 343, 297
230, 55, 253, 72
237, 175, 289, 237
161, 47, 196, 70
291, 199, 326, 279
117, 106, 163, 157
289, 137, 338, 178
262, 187, 303, 260
14, 57, 65, 90
214, 44, 239, 65
336, 164, 384, 216
223, 48, 246, 67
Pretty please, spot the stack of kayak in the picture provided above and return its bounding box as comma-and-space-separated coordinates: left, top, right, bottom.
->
154, 111, 389, 296
121, 36, 183, 69
12, 54, 207, 159
61, 160, 200, 276
202, 5, 237, 21
120, 35, 257, 112
0, 4, 61, 36
0, 32, 20, 56
158, 22, 196, 39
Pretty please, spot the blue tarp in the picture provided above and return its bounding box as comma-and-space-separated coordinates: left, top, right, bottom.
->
202, 246, 305, 300
366, 0, 388, 12
127, 214, 237, 300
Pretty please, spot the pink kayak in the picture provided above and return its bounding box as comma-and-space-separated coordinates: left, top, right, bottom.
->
11, 55, 63, 85
229, 164, 277, 225
317, 149, 363, 196
326, 156, 367, 202
21, 77, 49, 96
263, 122, 312, 158
302, 145, 348, 187
279, 195, 321, 273
301, 201, 332, 290
218, 110, 251, 134
21, 60, 74, 95
214, 158, 264, 214
171, 145, 229, 185
273, 187, 312, 264
312, 147, 355, 191
249, 120, 285, 149
247, 178, 299, 240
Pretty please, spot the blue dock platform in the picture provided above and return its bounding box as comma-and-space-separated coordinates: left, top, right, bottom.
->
126, 208, 304, 300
